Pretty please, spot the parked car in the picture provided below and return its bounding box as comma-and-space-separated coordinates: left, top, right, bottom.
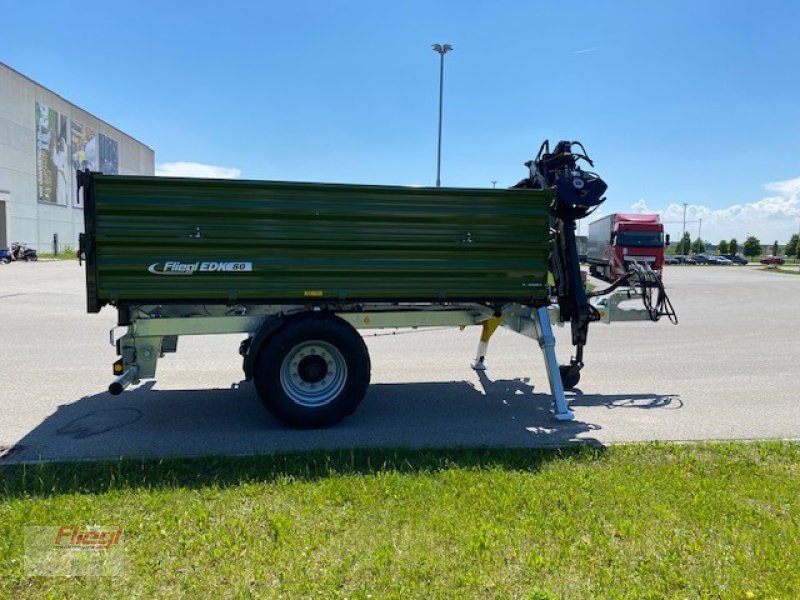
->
720, 254, 748, 265
663, 255, 678, 265
707, 255, 732, 265
691, 254, 709, 264
760, 256, 785, 265
682, 256, 697, 265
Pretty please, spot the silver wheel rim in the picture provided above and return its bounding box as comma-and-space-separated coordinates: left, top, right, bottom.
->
279, 340, 347, 407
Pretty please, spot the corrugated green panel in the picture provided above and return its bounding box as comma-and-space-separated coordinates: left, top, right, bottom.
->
88, 175, 552, 306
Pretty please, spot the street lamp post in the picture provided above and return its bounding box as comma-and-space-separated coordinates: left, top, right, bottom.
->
432, 43, 452, 187
682, 202, 688, 255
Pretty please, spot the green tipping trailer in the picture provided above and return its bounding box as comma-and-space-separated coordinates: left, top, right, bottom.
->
78, 156, 662, 429
81, 174, 552, 312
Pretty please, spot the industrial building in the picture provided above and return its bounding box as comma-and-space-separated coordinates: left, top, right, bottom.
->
0, 62, 154, 251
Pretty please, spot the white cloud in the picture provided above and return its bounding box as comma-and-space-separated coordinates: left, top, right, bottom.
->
629, 177, 800, 243
155, 162, 242, 179
765, 176, 800, 196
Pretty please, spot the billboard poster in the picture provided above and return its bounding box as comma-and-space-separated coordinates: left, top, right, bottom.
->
70, 120, 97, 208
99, 133, 119, 175
35, 102, 69, 206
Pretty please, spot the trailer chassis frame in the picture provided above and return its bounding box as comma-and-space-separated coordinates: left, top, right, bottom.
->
109, 290, 651, 421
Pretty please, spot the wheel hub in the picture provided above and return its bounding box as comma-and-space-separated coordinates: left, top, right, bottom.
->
297, 355, 328, 383
280, 340, 347, 407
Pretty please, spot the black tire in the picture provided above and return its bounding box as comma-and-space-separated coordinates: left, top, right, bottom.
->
253, 313, 370, 428
559, 365, 580, 390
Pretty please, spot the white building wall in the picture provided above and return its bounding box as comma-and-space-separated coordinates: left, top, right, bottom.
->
0, 62, 154, 251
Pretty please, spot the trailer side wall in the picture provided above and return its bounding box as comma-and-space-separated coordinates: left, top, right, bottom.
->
83, 175, 552, 310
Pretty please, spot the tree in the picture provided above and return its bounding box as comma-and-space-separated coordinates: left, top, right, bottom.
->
785, 234, 799, 258
772, 240, 779, 256
743, 236, 761, 258
729, 238, 738, 255
679, 231, 691, 255
690, 238, 705, 253
718, 240, 729, 254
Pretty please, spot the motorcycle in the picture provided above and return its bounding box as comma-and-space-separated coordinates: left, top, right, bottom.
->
0, 247, 11, 264
10, 242, 38, 262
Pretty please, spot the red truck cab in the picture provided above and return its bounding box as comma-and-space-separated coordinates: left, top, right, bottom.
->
587, 213, 667, 280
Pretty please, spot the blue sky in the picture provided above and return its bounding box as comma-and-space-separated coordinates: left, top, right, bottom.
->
3, 0, 799, 243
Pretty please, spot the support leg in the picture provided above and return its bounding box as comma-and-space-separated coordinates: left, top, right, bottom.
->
533, 307, 575, 421
471, 317, 503, 370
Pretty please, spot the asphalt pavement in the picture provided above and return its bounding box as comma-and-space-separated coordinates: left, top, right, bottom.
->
1, 261, 798, 464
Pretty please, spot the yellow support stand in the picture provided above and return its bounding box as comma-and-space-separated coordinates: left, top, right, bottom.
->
471, 316, 503, 370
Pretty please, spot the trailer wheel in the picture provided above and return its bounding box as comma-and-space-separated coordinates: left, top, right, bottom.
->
253, 314, 370, 428
559, 365, 581, 389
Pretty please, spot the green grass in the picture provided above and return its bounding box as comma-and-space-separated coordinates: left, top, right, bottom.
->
36, 253, 77, 261
36, 244, 76, 260
2, 442, 799, 598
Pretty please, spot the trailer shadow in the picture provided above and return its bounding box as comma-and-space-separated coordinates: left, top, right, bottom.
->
3, 374, 681, 465
567, 388, 683, 411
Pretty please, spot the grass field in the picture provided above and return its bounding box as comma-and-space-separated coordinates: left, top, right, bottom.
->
35, 253, 76, 261
2, 442, 798, 598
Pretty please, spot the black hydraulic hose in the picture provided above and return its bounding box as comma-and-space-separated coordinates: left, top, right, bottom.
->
536, 140, 549, 161
587, 265, 678, 324
629, 264, 678, 324
586, 273, 633, 298
641, 272, 678, 324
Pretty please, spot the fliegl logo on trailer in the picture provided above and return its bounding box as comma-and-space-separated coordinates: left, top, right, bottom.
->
147, 261, 253, 275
